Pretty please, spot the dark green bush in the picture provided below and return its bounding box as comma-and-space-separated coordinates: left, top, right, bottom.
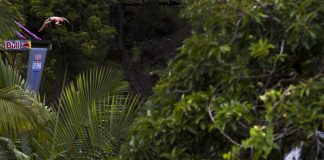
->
121, 0, 324, 159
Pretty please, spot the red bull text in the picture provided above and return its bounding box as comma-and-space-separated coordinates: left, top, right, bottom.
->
0, 40, 32, 50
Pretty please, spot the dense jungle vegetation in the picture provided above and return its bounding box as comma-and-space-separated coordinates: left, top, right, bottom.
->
1, 0, 324, 159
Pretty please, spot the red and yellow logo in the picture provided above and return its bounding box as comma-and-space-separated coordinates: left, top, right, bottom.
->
22, 41, 31, 49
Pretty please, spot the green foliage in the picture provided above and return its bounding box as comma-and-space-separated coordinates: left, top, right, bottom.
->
28, 0, 115, 57
6, 0, 119, 101
0, 0, 22, 39
0, 58, 142, 159
249, 39, 275, 58
121, 0, 324, 159
0, 60, 50, 137
33, 67, 142, 159
241, 126, 278, 159
0, 137, 29, 160
209, 99, 253, 132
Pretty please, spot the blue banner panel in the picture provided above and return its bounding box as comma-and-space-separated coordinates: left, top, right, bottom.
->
26, 48, 48, 93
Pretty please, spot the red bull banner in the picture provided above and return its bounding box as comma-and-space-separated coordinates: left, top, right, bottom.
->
0, 39, 50, 93
0, 40, 32, 51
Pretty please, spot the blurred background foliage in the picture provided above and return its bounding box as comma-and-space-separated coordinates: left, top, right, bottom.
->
3, 0, 182, 103
120, 0, 324, 159
2, 0, 324, 159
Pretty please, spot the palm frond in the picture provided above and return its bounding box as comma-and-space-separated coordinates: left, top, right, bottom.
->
34, 67, 142, 159
0, 137, 30, 160
0, 15, 14, 39
0, 59, 25, 88
0, 0, 23, 39
0, 60, 50, 137
64, 93, 141, 159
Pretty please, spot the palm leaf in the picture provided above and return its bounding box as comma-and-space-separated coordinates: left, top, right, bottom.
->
0, 137, 30, 160
0, 60, 50, 137
34, 67, 142, 159
0, 0, 22, 39
0, 58, 24, 88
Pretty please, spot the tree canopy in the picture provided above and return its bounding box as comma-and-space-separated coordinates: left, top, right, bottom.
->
120, 0, 324, 159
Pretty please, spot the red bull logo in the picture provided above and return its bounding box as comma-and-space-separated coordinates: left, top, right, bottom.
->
0, 40, 31, 50
22, 42, 31, 48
